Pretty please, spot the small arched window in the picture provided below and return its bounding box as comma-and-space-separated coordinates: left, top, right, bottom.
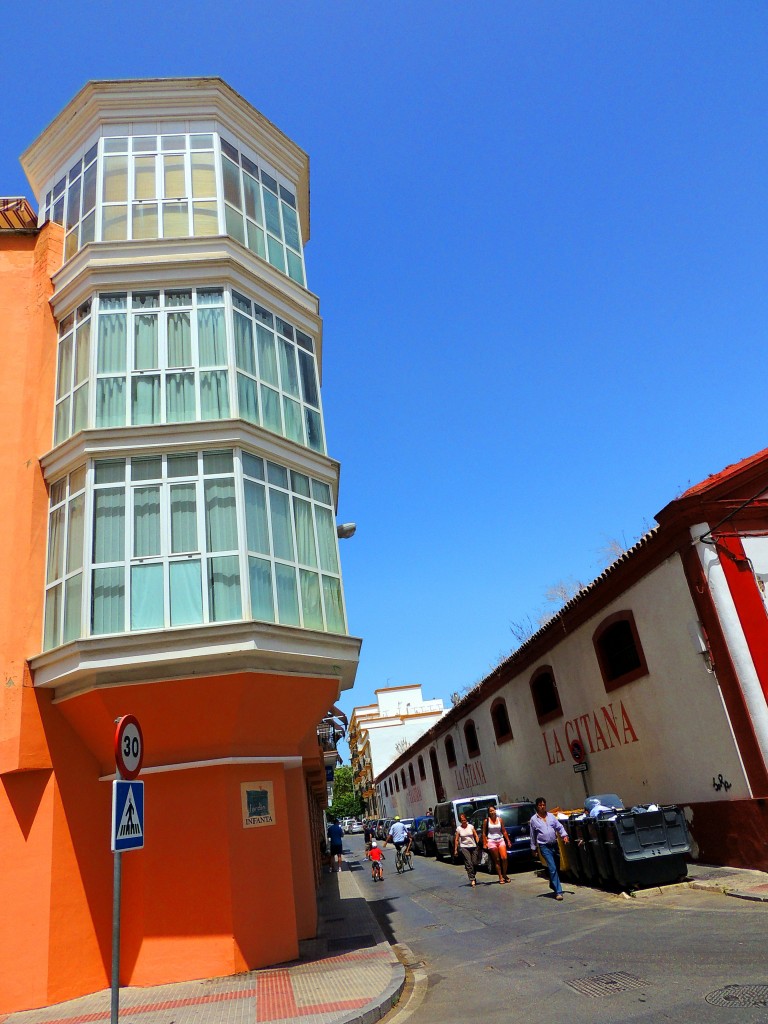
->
395, 774, 400, 792
464, 720, 480, 758
401, 768, 407, 789
491, 698, 513, 743
530, 667, 562, 725
445, 735, 457, 768
409, 763, 415, 786
418, 755, 426, 780
593, 611, 648, 691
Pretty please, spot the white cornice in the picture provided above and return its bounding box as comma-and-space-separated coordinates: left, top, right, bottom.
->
51, 236, 324, 374
29, 619, 361, 699
21, 78, 310, 241
99, 755, 303, 781
39, 420, 341, 502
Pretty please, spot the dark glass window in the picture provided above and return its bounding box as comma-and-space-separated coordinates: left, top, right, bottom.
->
530, 667, 562, 725
491, 699, 513, 742
445, 735, 457, 768
418, 755, 426, 780
464, 720, 480, 758
401, 769, 407, 789
409, 763, 415, 786
594, 611, 648, 691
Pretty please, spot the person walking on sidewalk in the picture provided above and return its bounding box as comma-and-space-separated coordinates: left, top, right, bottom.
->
529, 796, 569, 900
327, 817, 344, 873
482, 805, 512, 884
454, 812, 480, 887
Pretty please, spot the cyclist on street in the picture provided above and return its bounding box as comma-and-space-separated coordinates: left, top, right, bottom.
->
366, 839, 384, 880
383, 816, 413, 860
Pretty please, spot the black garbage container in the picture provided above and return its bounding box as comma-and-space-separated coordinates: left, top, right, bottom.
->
564, 816, 582, 881
569, 814, 598, 882
586, 813, 615, 886
602, 805, 690, 889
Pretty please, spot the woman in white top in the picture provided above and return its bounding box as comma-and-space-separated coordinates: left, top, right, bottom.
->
483, 805, 512, 884
454, 812, 481, 887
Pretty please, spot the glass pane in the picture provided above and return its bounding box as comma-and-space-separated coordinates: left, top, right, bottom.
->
131, 375, 161, 425
269, 490, 294, 560
198, 307, 226, 365
233, 312, 255, 373
163, 154, 186, 198
256, 326, 278, 385
224, 203, 245, 244
246, 221, 267, 259
131, 456, 162, 480
167, 290, 192, 307
171, 483, 198, 552
93, 488, 125, 562
47, 506, 65, 582
132, 204, 158, 239
97, 312, 126, 372
193, 202, 218, 236
248, 557, 274, 622
263, 189, 281, 237
131, 563, 164, 630
103, 156, 128, 202
134, 155, 157, 200
92, 566, 125, 634
134, 313, 158, 369
267, 234, 286, 273
66, 493, 86, 573
243, 173, 262, 223
102, 206, 128, 240
70, 466, 86, 493
166, 372, 195, 422
237, 373, 259, 425
75, 321, 91, 384
266, 462, 288, 488
133, 486, 161, 556
322, 575, 345, 633
66, 176, 81, 231
82, 161, 97, 213
275, 563, 300, 626
63, 573, 83, 643
311, 479, 331, 504
278, 338, 299, 397
242, 452, 264, 480
168, 311, 191, 366
204, 477, 237, 551
94, 459, 125, 484
191, 152, 216, 197
293, 498, 317, 567
95, 378, 126, 427
306, 408, 324, 453
54, 398, 71, 445
244, 479, 270, 554
300, 569, 323, 630
200, 370, 230, 419
207, 555, 242, 622
170, 560, 203, 625
43, 585, 62, 650
222, 156, 242, 208
81, 210, 96, 245
203, 450, 233, 474
298, 349, 319, 407
315, 506, 339, 573
57, 336, 73, 399
281, 203, 300, 250
283, 397, 303, 443
163, 201, 189, 237
168, 453, 198, 477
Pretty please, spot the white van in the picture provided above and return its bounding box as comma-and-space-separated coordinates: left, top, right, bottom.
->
433, 794, 499, 861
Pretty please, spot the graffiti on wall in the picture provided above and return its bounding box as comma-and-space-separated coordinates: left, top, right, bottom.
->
712, 773, 732, 792
454, 760, 487, 791
543, 700, 639, 766
407, 784, 423, 805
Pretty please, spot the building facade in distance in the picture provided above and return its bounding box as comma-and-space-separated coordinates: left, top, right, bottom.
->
349, 684, 445, 814
0, 79, 360, 1014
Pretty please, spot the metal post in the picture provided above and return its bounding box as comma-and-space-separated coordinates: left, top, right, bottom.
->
111, 768, 122, 1024
580, 768, 589, 801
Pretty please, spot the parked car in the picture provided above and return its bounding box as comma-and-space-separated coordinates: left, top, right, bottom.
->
470, 801, 536, 873
412, 815, 436, 856
348, 820, 364, 834
433, 794, 499, 861
375, 818, 388, 840
341, 817, 353, 833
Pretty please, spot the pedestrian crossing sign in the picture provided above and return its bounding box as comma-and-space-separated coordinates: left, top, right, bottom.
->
112, 780, 144, 852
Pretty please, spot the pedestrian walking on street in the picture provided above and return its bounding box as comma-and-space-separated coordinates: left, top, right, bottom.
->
482, 805, 512, 884
327, 817, 344, 873
529, 796, 570, 900
454, 812, 480, 887
363, 820, 374, 852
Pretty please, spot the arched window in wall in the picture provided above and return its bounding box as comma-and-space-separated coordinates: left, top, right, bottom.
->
593, 610, 648, 691
429, 747, 445, 802
409, 763, 415, 786
395, 774, 400, 792
464, 720, 480, 758
418, 755, 426, 781
530, 666, 562, 725
491, 698, 513, 743
400, 768, 407, 790
445, 735, 457, 768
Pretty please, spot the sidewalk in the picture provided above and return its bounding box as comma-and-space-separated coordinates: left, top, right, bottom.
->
0, 856, 404, 1024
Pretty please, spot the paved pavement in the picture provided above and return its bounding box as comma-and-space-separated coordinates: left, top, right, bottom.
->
2, 852, 766, 1024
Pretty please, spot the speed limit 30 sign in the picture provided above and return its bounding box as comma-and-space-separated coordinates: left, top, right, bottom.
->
115, 715, 144, 780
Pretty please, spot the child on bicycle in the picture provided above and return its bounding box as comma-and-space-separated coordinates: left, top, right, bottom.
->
366, 839, 384, 879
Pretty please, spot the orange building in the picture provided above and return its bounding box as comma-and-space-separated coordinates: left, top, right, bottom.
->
0, 81, 360, 1014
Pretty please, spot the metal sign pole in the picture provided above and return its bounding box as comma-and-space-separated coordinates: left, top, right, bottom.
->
111, 766, 122, 1024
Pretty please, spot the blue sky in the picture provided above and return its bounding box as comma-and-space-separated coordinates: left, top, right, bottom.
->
4, 4, 768, 755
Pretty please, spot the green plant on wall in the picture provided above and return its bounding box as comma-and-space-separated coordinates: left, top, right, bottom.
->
328, 765, 363, 819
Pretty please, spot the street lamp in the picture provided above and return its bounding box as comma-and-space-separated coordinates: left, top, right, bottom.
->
337, 523, 357, 539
